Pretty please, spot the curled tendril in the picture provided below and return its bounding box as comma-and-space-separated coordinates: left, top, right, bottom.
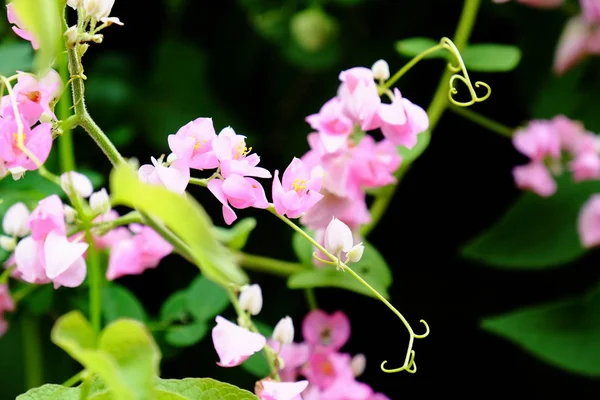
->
379, 319, 430, 374
439, 37, 491, 107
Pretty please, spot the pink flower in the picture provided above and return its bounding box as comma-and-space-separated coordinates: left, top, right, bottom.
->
300, 191, 370, 232
581, 0, 600, 24
318, 376, 373, 400
512, 121, 561, 161
6, 3, 39, 49
92, 210, 130, 250
0, 119, 52, 171
302, 310, 351, 352
302, 352, 353, 389
578, 194, 600, 247
512, 162, 557, 197
350, 136, 401, 188
306, 98, 354, 153
208, 174, 269, 225
569, 151, 600, 181
0, 284, 14, 337
371, 89, 429, 148
492, 0, 564, 7
553, 116, 594, 154
211, 316, 266, 367
14, 232, 88, 288
27, 195, 66, 241
212, 127, 271, 178
337, 68, 381, 131
138, 156, 190, 194
168, 118, 219, 170
272, 157, 324, 218
553, 16, 600, 75
257, 380, 309, 400
106, 224, 172, 280
267, 340, 310, 381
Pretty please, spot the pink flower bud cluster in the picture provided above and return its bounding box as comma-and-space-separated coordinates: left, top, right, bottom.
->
512, 115, 600, 197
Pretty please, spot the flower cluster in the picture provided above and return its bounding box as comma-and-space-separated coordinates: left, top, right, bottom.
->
0, 69, 61, 180
211, 283, 388, 400
512, 115, 600, 197
298, 65, 428, 238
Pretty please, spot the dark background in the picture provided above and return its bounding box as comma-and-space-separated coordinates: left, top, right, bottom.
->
2, 0, 600, 398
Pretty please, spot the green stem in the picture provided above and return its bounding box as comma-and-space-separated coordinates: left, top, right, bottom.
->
67, 210, 142, 236
235, 252, 305, 277
62, 370, 84, 387
449, 104, 514, 137
139, 212, 195, 264
21, 311, 43, 390
363, 0, 481, 237
85, 234, 103, 335
304, 289, 318, 310
189, 177, 209, 187
383, 44, 445, 91
58, 13, 75, 173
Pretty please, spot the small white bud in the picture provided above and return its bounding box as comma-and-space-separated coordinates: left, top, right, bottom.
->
0, 236, 16, 252
9, 167, 26, 180
324, 217, 353, 255
351, 353, 366, 377
64, 26, 78, 46
272, 316, 294, 345
89, 188, 110, 215
91, 34, 104, 44
239, 284, 263, 316
64, 205, 77, 224
67, 0, 83, 9
100, 16, 123, 26
166, 153, 178, 164
40, 111, 54, 123
346, 243, 364, 263
83, 0, 115, 21
371, 59, 390, 81
2, 202, 30, 237
61, 171, 93, 198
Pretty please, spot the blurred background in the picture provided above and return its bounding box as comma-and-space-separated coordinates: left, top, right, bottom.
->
1, 0, 600, 398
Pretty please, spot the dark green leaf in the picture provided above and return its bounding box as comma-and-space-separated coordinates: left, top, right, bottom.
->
461, 174, 600, 269
482, 282, 600, 376
160, 290, 190, 323
462, 43, 522, 72
164, 321, 208, 347
240, 352, 270, 378
186, 275, 230, 322
213, 218, 257, 251
16, 384, 79, 400
395, 37, 442, 59
102, 284, 147, 324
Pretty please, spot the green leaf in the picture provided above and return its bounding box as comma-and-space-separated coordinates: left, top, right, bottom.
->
241, 352, 270, 378
109, 164, 248, 286
461, 175, 600, 269
10, 0, 62, 74
160, 290, 190, 323
395, 37, 443, 59
462, 43, 522, 72
288, 236, 392, 299
213, 217, 257, 250
102, 284, 147, 324
16, 384, 79, 400
164, 321, 208, 347
482, 283, 600, 376
51, 311, 160, 400
0, 41, 33, 76
156, 378, 258, 399
186, 275, 230, 322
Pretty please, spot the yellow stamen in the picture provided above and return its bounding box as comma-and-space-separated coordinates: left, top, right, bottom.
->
292, 178, 307, 193
234, 143, 252, 159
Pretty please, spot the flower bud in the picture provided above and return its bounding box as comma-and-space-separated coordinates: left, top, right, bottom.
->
64, 26, 78, 47
324, 217, 353, 255
166, 153, 178, 164
83, 0, 115, 21
89, 188, 110, 215
290, 8, 339, 53
272, 316, 294, 345
0, 236, 16, 252
371, 59, 390, 81
351, 353, 366, 377
347, 243, 364, 263
2, 202, 30, 237
64, 205, 77, 224
239, 284, 263, 316
67, 0, 83, 9
61, 171, 93, 198
9, 167, 26, 180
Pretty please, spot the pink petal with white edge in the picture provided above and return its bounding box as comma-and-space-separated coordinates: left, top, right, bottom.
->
212, 316, 266, 367
53, 256, 87, 288
259, 380, 309, 400
14, 235, 49, 284
44, 231, 88, 279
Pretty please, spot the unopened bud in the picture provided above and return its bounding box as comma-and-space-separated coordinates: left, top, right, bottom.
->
64, 205, 77, 224
67, 0, 83, 9
239, 284, 263, 316
166, 153, 178, 164
272, 316, 294, 345
39, 111, 54, 123
347, 243, 364, 263
0, 236, 16, 252
351, 353, 366, 377
371, 59, 390, 81
64, 26, 78, 47
89, 188, 110, 215
2, 202, 30, 237
83, 0, 115, 21
61, 171, 93, 198
324, 217, 353, 255
91, 34, 104, 44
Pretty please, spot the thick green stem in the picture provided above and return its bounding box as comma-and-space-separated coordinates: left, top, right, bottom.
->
21, 312, 43, 390
85, 234, 103, 335
449, 104, 514, 137
235, 252, 305, 277
62, 370, 84, 387
363, 0, 481, 237
304, 289, 318, 310
58, 13, 75, 173
140, 212, 195, 264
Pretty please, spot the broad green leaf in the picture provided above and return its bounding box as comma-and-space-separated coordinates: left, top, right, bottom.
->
0, 41, 33, 76
156, 378, 258, 399
461, 174, 600, 269
165, 321, 208, 347
186, 275, 230, 322
109, 164, 248, 286
462, 43, 522, 72
213, 217, 257, 250
102, 284, 147, 324
395, 37, 443, 59
160, 290, 190, 323
10, 0, 62, 74
482, 282, 600, 376
241, 352, 270, 378
51, 311, 160, 400
289, 236, 392, 299
16, 384, 79, 400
